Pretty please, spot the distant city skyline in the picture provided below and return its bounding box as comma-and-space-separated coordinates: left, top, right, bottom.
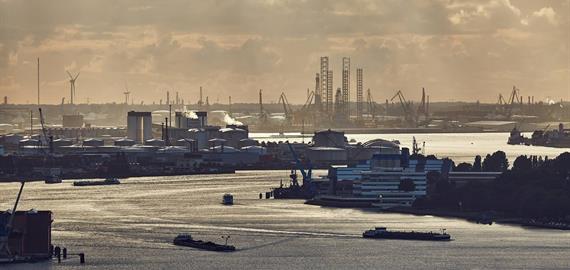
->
0, 0, 568, 104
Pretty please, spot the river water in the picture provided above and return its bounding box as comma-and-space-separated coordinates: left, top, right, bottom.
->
1, 133, 570, 269
1, 170, 569, 269
251, 132, 570, 163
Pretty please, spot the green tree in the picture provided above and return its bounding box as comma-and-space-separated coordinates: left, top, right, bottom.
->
455, 162, 473, 172
513, 155, 532, 172
483, 151, 509, 172
473, 155, 482, 172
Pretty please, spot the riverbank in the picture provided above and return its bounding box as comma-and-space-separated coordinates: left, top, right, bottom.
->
0, 167, 236, 183
384, 206, 570, 231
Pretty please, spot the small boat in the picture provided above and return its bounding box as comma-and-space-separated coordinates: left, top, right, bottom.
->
363, 227, 451, 241
44, 174, 62, 184
222, 193, 234, 205
173, 234, 236, 252
73, 177, 121, 187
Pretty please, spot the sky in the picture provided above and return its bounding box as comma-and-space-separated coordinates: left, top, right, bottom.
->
0, 0, 568, 105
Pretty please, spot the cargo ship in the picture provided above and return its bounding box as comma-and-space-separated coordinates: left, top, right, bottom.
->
508, 123, 570, 148
73, 177, 121, 187
363, 227, 451, 241
173, 234, 235, 252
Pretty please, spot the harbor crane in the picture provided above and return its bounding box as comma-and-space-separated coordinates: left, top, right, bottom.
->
38, 108, 51, 153
507, 86, 521, 106
0, 181, 26, 259
271, 142, 315, 199
497, 94, 507, 105
497, 86, 522, 117
287, 141, 312, 187
278, 92, 293, 121
417, 88, 429, 122
390, 90, 416, 126
38, 108, 60, 183
302, 90, 315, 111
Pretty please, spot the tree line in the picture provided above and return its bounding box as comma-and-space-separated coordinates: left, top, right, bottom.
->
414, 151, 570, 220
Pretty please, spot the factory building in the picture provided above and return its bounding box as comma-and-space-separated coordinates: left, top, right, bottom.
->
306, 147, 347, 165
127, 111, 152, 144
62, 115, 84, 128
175, 111, 207, 129
312, 129, 346, 148
219, 127, 248, 148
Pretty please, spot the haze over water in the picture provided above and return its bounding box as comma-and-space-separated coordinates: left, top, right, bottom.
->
251, 132, 570, 164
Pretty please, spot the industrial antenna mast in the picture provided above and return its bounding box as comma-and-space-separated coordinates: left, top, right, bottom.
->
327, 70, 333, 114
320, 57, 330, 113
342, 57, 350, 119
356, 68, 363, 120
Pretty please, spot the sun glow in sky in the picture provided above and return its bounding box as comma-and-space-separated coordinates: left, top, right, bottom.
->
0, 0, 568, 104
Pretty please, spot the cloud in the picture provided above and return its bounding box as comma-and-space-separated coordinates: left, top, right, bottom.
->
531, 7, 558, 25
0, 0, 568, 104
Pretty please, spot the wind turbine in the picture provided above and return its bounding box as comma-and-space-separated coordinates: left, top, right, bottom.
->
66, 71, 80, 105
123, 83, 131, 105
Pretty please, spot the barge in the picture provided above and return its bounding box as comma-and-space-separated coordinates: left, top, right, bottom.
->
73, 177, 121, 187
363, 227, 451, 241
173, 234, 236, 252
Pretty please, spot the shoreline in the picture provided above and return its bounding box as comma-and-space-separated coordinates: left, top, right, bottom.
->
383, 206, 570, 231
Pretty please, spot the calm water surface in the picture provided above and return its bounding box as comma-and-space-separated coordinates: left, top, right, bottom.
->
251, 132, 570, 163
1, 170, 569, 269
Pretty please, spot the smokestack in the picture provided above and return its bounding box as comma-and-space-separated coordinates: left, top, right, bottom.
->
198, 86, 203, 107
228, 96, 232, 115
259, 89, 263, 115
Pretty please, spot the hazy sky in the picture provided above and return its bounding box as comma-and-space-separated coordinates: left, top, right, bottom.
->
0, 0, 568, 105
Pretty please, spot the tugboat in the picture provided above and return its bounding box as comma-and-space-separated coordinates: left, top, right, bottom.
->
272, 170, 313, 199
507, 126, 524, 145
73, 177, 121, 187
363, 227, 451, 241
173, 234, 236, 252
222, 193, 234, 205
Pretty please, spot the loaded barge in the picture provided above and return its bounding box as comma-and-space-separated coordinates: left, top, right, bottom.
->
73, 177, 121, 187
173, 234, 235, 252
363, 227, 451, 241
